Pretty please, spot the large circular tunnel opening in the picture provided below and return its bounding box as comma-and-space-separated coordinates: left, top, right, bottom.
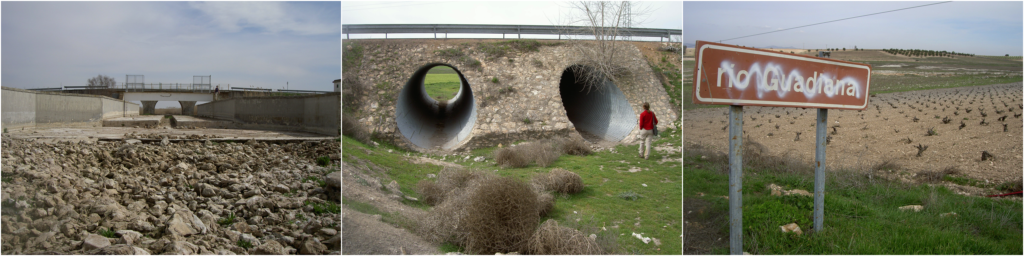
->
559, 65, 637, 142
396, 63, 477, 150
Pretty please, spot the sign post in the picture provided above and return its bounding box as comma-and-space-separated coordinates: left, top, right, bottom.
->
691, 41, 871, 254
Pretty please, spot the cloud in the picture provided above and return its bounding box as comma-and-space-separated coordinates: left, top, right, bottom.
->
188, 2, 339, 35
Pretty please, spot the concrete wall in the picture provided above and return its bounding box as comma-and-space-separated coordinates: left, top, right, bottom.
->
1, 87, 37, 128
342, 39, 680, 151
1, 86, 140, 129
196, 93, 340, 136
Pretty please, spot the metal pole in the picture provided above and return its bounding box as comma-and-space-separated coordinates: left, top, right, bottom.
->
728, 105, 743, 255
813, 108, 828, 232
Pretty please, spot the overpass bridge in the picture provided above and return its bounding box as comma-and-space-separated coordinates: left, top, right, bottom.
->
34, 83, 334, 115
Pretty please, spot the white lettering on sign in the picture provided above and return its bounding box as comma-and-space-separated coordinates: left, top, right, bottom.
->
715, 61, 862, 100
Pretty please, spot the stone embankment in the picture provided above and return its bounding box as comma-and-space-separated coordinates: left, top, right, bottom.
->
0, 135, 341, 254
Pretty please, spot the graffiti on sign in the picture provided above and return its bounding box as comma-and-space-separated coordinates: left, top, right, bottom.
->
693, 41, 872, 110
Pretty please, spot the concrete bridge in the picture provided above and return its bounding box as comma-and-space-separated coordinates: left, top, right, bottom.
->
33, 84, 333, 115
343, 38, 680, 151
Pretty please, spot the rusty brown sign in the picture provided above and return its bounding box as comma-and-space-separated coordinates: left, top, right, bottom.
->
692, 41, 872, 110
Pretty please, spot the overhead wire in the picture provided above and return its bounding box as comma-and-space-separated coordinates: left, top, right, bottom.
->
718, 1, 952, 43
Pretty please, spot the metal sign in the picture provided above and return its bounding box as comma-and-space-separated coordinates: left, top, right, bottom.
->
691, 40, 873, 255
693, 41, 871, 110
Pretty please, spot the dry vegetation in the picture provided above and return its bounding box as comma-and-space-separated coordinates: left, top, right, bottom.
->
493, 137, 592, 168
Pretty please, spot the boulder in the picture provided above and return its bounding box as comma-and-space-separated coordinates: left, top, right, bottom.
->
297, 238, 327, 255
253, 240, 286, 255
163, 241, 198, 255
899, 205, 924, 212
88, 244, 151, 255
116, 230, 143, 246
83, 234, 112, 251
779, 223, 803, 235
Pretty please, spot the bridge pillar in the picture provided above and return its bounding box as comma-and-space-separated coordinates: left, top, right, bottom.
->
179, 101, 196, 115
141, 101, 157, 115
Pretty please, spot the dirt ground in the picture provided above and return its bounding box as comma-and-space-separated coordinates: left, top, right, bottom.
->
684, 82, 1023, 194
4, 126, 332, 144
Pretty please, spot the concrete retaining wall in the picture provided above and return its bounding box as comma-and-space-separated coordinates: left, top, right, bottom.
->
196, 93, 340, 136
1, 87, 37, 128
1, 86, 140, 129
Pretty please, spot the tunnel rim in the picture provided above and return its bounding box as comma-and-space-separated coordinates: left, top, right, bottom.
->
557, 63, 638, 143
394, 62, 478, 151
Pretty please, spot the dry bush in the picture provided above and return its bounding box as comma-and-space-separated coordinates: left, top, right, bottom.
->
872, 159, 902, 172
419, 169, 495, 245
416, 180, 444, 206
342, 115, 371, 145
918, 166, 960, 182
531, 142, 563, 167
495, 141, 563, 168
536, 192, 554, 217
533, 168, 584, 194
558, 137, 593, 156
495, 147, 531, 168
464, 176, 539, 254
527, 219, 604, 255
744, 136, 813, 175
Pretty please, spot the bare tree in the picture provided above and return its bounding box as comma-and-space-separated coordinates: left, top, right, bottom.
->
558, 1, 653, 93
87, 75, 116, 88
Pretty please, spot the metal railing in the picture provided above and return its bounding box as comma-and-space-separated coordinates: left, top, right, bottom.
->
102, 83, 219, 93
343, 24, 681, 41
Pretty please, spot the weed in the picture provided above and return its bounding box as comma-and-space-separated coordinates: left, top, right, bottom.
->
439, 242, 463, 253
533, 168, 584, 194
926, 127, 938, 136
464, 176, 538, 254
99, 228, 117, 238
491, 77, 499, 84
217, 213, 236, 226
527, 219, 604, 254
531, 59, 543, 68
237, 239, 253, 249
303, 176, 327, 187
306, 200, 341, 215
296, 213, 306, 221
316, 156, 331, 166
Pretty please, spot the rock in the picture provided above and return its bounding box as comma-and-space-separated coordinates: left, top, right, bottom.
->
163, 241, 198, 255
197, 183, 218, 197
768, 184, 783, 196
473, 156, 485, 162
272, 184, 290, 193
116, 230, 143, 246
232, 222, 251, 234
125, 139, 141, 145
322, 234, 340, 250
317, 228, 337, 237
253, 240, 286, 255
325, 171, 341, 189
779, 223, 803, 235
899, 205, 924, 212
164, 211, 207, 237
240, 233, 262, 247
940, 212, 958, 218
297, 238, 327, 255
84, 234, 112, 251
786, 189, 813, 197
160, 137, 170, 146
88, 244, 150, 255
385, 180, 403, 196
278, 236, 296, 247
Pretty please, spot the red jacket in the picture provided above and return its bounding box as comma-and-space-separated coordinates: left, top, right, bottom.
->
639, 110, 658, 130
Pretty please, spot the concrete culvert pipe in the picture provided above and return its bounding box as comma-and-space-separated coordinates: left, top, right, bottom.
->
558, 65, 637, 142
396, 64, 477, 150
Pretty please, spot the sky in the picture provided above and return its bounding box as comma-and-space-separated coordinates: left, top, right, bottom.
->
342, 1, 682, 41
684, 1, 1022, 56
2, 1, 340, 108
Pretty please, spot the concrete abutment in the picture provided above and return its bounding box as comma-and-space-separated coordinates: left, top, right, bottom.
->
179, 101, 196, 116
343, 39, 679, 152
141, 101, 157, 115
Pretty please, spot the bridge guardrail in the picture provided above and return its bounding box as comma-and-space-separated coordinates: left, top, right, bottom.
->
343, 24, 681, 41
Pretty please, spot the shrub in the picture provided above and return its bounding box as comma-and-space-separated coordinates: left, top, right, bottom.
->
617, 191, 642, 201
491, 77, 499, 83
417, 180, 445, 206
494, 147, 531, 168
342, 115, 372, 145
464, 177, 538, 254
558, 137, 592, 156
527, 219, 603, 255
535, 192, 554, 217
533, 168, 584, 194
237, 239, 253, 249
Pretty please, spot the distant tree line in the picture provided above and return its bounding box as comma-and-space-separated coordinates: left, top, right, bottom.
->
882, 48, 974, 58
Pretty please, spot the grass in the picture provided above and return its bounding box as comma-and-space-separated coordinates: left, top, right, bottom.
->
316, 156, 331, 166
237, 239, 253, 249
424, 66, 461, 101
684, 146, 1022, 254
217, 213, 236, 227
341, 133, 682, 255
99, 228, 117, 238
306, 200, 341, 215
